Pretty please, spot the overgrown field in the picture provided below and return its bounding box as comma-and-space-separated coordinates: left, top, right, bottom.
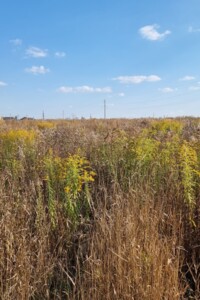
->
0, 118, 200, 299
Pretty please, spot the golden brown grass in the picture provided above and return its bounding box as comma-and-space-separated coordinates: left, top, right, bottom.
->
0, 118, 200, 299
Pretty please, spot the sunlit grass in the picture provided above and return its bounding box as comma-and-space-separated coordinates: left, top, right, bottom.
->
0, 118, 200, 299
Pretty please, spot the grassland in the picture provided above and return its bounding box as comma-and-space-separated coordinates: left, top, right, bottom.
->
0, 117, 200, 299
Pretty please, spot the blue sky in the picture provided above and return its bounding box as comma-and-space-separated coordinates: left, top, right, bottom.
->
1, 0, 200, 119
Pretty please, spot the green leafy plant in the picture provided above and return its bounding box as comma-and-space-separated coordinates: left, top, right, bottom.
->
43, 151, 96, 226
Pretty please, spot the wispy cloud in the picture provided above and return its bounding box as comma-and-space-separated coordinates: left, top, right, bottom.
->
113, 75, 161, 84
58, 85, 112, 94
188, 26, 200, 33
10, 38, 22, 46
159, 87, 176, 93
55, 51, 66, 58
25, 66, 50, 75
179, 76, 195, 81
139, 24, 171, 41
189, 86, 200, 91
0, 81, 7, 87
118, 93, 125, 97
26, 47, 48, 58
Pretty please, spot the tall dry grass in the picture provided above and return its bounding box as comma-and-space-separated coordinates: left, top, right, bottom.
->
0, 118, 200, 299
77, 192, 182, 299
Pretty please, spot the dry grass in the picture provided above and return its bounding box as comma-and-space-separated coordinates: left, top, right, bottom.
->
0, 118, 200, 299
78, 192, 182, 299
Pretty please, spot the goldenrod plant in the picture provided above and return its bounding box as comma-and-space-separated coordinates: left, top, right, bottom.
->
36, 120, 56, 130
64, 154, 95, 221
43, 150, 95, 227
180, 141, 199, 219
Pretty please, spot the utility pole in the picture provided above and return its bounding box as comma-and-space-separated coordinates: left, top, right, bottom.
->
42, 111, 45, 120
104, 99, 106, 119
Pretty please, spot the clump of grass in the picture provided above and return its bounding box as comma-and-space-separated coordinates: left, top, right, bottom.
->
78, 192, 183, 299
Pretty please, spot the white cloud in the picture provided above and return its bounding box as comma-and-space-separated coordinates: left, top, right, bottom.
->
0, 81, 7, 87
159, 87, 175, 93
113, 75, 161, 84
139, 24, 171, 41
188, 26, 200, 33
58, 85, 112, 94
58, 87, 73, 93
180, 76, 195, 81
189, 86, 200, 91
10, 39, 22, 46
107, 103, 114, 107
55, 51, 66, 58
25, 66, 50, 75
26, 47, 48, 58
118, 93, 125, 97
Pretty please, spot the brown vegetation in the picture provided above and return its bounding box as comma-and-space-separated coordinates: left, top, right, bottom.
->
0, 118, 200, 299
